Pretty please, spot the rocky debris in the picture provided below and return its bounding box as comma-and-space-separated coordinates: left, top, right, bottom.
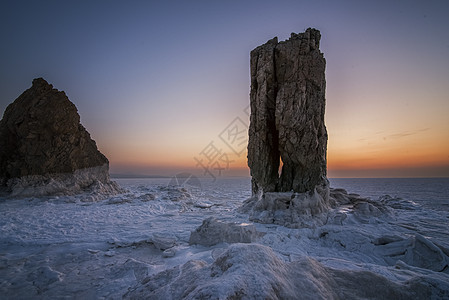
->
124, 243, 437, 299
244, 29, 330, 227
189, 217, 262, 246
248, 28, 328, 196
0, 78, 121, 197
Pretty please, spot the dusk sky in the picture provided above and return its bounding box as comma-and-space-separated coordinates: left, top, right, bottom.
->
1, 0, 448, 178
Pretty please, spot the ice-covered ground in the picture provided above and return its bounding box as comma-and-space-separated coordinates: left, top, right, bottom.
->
0, 177, 448, 299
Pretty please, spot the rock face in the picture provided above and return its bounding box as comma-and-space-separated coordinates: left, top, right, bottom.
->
244, 28, 330, 227
0, 78, 121, 197
248, 28, 327, 195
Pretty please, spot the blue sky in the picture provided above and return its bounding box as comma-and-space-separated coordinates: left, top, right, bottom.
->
1, 0, 448, 177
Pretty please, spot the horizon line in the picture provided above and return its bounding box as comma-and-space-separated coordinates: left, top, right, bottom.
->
110, 173, 449, 180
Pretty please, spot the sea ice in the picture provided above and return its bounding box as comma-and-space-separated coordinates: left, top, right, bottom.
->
124, 243, 435, 299
0, 178, 448, 299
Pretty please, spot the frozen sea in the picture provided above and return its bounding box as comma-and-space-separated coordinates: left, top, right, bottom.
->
0, 177, 448, 299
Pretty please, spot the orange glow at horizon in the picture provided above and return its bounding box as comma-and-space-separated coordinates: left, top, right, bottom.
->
328, 136, 449, 169
327, 122, 449, 177
104, 131, 449, 178
98, 86, 449, 178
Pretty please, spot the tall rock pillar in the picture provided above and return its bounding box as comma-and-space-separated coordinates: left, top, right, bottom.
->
244, 28, 330, 227
248, 28, 328, 196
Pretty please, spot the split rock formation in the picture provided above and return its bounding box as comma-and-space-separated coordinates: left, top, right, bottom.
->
243, 28, 332, 227
0, 78, 121, 197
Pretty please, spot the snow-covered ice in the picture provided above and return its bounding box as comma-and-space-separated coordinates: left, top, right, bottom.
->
0, 177, 448, 299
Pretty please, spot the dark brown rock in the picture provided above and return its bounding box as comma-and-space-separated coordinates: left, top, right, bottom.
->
248, 28, 328, 195
247, 37, 280, 195
0, 78, 121, 197
243, 29, 331, 227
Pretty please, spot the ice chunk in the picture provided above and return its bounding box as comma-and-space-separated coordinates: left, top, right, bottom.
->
151, 234, 176, 251
104, 250, 116, 257
189, 217, 262, 246
405, 234, 448, 272
137, 193, 155, 202
26, 266, 63, 292
106, 196, 132, 205
374, 234, 449, 271
194, 200, 213, 208
162, 248, 176, 258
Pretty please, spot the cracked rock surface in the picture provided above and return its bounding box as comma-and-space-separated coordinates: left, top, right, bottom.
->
248, 28, 328, 195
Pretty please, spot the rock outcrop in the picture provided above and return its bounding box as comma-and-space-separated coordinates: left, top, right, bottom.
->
244, 28, 331, 227
0, 78, 121, 197
248, 28, 327, 195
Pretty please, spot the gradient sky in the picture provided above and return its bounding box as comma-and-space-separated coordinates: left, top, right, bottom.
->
1, 0, 448, 178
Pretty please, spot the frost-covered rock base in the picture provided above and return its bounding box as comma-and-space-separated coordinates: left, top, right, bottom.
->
239, 186, 397, 228
3, 164, 122, 198
239, 184, 332, 228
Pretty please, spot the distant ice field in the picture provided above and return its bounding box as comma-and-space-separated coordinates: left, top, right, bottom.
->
329, 177, 449, 211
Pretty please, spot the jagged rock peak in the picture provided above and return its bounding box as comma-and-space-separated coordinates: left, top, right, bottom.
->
0, 78, 120, 197
289, 27, 321, 49
253, 28, 321, 55
33, 77, 52, 87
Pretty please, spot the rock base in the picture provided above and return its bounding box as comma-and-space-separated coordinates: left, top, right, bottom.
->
239, 183, 333, 228
2, 164, 122, 198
